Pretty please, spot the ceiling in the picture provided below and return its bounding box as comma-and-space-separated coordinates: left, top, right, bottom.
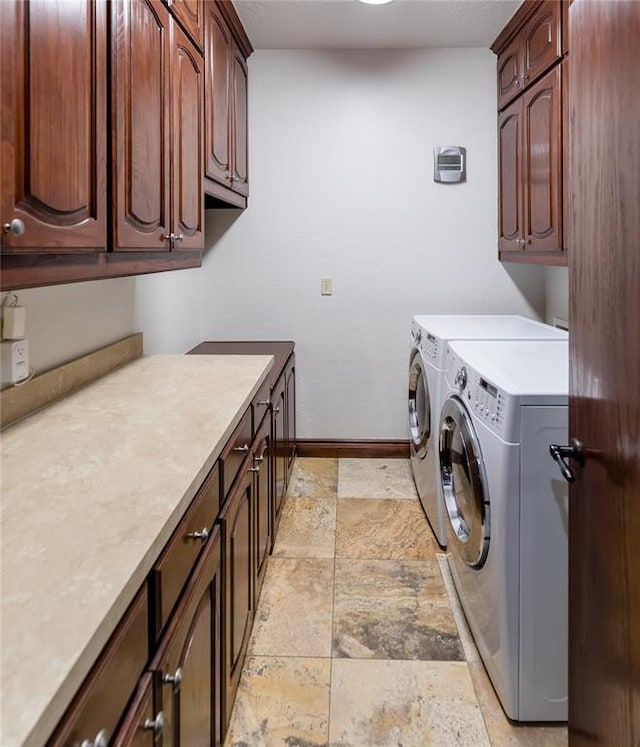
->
234, 0, 523, 50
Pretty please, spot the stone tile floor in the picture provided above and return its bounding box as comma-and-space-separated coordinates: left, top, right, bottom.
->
224, 458, 568, 747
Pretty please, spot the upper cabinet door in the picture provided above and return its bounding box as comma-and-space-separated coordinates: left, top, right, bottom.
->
521, 1, 562, 88
230, 42, 249, 197
112, 0, 171, 251
497, 99, 524, 253
171, 22, 204, 251
165, 0, 204, 50
497, 35, 523, 110
0, 0, 106, 252
204, 3, 232, 186
523, 65, 562, 252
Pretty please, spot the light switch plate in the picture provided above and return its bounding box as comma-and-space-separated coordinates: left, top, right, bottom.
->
320, 277, 333, 296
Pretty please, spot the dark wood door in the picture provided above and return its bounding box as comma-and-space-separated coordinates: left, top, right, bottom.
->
521, 0, 562, 88
285, 357, 296, 479
150, 527, 222, 747
230, 41, 249, 197
219, 463, 254, 728
497, 35, 523, 110
271, 373, 287, 541
0, 0, 106, 252
111, 674, 159, 746
523, 65, 562, 253
253, 415, 271, 598
498, 98, 524, 253
568, 0, 640, 743
112, 0, 171, 252
166, 0, 203, 50
204, 2, 232, 187
171, 21, 204, 251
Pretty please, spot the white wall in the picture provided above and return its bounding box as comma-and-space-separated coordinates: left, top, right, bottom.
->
544, 266, 569, 327
200, 49, 545, 439
2, 278, 136, 374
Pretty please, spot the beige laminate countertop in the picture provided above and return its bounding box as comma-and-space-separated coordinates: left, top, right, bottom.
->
0, 353, 273, 747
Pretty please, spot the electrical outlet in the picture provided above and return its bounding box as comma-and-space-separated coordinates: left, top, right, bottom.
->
1, 339, 29, 386
320, 276, 333, 296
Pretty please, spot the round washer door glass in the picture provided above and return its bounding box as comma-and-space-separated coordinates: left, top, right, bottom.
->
408, 352, 431, 458
439, 396, 490, 568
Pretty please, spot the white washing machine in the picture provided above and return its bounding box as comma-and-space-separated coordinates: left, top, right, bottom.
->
408, 315, 567, 547
438, 339, 568, 721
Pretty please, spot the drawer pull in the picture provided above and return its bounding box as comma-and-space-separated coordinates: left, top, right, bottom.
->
255, 455, 265, 463
143, 711, 164, 737
248, 466, 260, 474
186, 527, 209, 543
272, 406, 281, 414
256, 400, 271, 408
162, 667, 183, 693
80, 730, 109, 747
232, 444, 249, 453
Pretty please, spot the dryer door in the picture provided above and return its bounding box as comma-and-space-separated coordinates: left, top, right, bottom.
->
439, 396, 490, 568
408, 350, 431, 459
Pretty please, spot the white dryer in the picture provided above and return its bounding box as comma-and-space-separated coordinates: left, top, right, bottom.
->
408, 315, 567, 547
438, 339, 568, 721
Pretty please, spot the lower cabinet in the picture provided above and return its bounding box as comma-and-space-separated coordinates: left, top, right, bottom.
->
47, 351, 296, 746
150, 526, 223, 747
218, 460, 255, 728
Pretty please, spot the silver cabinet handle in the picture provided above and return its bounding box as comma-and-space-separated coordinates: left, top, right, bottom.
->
80, 730, 109, 747
2, 218, 26, 236
256, 400, 271, 408
233, 444, 249, 453
255, 455, 265, 463
162, 233, 184, 243
518, 238, 526, 247
186, 527, 209, 543
143, 711, 164, 736
248, 466, 260, 474
272, 406, 281, 414
163, 667, 183, 693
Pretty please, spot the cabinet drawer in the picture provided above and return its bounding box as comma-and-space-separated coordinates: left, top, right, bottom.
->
252, 377, 272, 434
151, 462, 220, 639
220, 407, 252, 499
47, 587, 149, 747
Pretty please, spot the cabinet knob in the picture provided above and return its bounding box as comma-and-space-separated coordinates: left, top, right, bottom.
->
162, 233, 184, 244
248, 466, 260, 473
162, 667, 183, 693
256, 400, 272, 408
186, 526, 209, 543
232, 444, 249, 453
175, 234, 184, 242
143, 711, 164, 737
272, 406, 281, 414
80, 729, 109, 747
518, 238, 526, 247
2, 218, 26, 236
255, 455, 265, 463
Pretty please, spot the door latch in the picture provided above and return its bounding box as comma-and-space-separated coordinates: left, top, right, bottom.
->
549, 439, 585, 483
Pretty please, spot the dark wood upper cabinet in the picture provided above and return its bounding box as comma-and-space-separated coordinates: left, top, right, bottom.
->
494, 1, 562, 110
0, 0, 107, 252
112, 0, 171, 251
171, 20, 205, 251
493, 0, 567, 265
522, 66, 562, 252
165, 0, 204, 51
204, 1, 253, 208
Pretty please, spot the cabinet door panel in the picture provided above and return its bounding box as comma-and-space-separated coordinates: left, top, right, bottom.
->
171, 22, 204, 250
522, 0, 561, 86
254, 417, 271, 598
204, 3, 232, 185
219, 465, 254, 726
498, 100, 524, 252
497, 35, 522, 110
523, 66, 562, 252
151, 527, 221, 747
230, 43, 249, 196
166, 0, 203, 50
0, 0, 106, 251
271, 374, 287, 541
113, 0, 171, 250
285, 359, 296, 481
110, 674, 157, 746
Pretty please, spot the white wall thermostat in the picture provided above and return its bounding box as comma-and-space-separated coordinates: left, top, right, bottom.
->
433, 146, 466, 183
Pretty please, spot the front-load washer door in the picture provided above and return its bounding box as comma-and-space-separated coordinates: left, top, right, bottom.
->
439, 396, 490, 568
408, 351, 431, 459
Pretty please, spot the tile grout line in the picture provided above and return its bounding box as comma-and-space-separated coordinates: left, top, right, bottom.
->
327, 457, 340, 746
